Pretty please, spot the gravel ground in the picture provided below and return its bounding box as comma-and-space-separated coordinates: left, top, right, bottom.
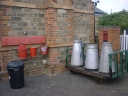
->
0, 72, 128, 96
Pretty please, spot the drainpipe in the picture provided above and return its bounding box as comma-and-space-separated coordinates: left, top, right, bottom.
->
94, 5, 96, 43
94, 0, 100, 43
92, 0, 100, 43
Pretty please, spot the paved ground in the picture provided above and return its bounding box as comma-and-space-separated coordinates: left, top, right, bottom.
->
0, 72, 128, 96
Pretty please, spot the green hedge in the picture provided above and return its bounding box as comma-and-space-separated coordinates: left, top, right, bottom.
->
98, 10, 128, 34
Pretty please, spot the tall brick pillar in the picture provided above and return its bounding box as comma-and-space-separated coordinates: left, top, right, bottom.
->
0, 5, 13, 82
45, 7, 74, 75
44, 0, 95, 75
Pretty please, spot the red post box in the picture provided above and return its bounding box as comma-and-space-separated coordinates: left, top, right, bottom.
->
103, 31, 108, 42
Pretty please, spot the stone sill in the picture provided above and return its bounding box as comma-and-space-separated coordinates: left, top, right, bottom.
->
0, 1, 73, 9
0, 43, 73, 51
47, 43, 73, 48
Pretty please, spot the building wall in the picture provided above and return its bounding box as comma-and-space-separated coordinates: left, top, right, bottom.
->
0, 0, 94, 82
99, 26, 120, 54
73, 0, 94, 43
45, 8, 74, 45
8, 7, 45, 36
45, 7, 74, 75
0, 5, 47, 81
74, 13, 94, 43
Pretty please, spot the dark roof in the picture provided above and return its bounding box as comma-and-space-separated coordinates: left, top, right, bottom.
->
95, 7, 106, 14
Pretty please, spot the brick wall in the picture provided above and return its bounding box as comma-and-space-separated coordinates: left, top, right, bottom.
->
0, 0, 95, 81
0, 6, 47, 81
47, 47, 69, 75
45, 8, 74, 75
73, 0, 94, 43
74, 13, 94, 43
0, 6, 11, 37
45, 8, 74, 45
98, 26, 121, 54
7, 7, 45, 36
73, 0, 93, 11
0, 5, 12, 82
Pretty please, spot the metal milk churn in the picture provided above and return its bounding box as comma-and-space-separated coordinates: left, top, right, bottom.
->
99, 42, 115, 73
70, 40, 83, 66
84, 44, 99, 70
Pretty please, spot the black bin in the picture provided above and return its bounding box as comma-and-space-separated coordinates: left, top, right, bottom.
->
7, 60, 24, 89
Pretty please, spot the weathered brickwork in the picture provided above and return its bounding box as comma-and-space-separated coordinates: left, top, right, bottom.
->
74, 13, 94, 43
11, 0, 47, 5
45, 8, 73, 75
0, 6, 12, 82
0, 0, 95, 81
0, 51, 13, 82
73, 0, 94, 11
7, 7, 45, 36
45, 8, 74, 45
0, 6, 47, 82
73, 0, 94, 43
47, 47, 69, 75
99, 26, 120, 53
0, 6, 11, 38
9, 49, 47, 76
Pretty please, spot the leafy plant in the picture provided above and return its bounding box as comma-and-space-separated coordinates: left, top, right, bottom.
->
97, 10, 128, 34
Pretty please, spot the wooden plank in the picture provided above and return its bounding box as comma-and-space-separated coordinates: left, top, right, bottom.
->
47, 43, 73, 47
1, 36, 46, 46
0, 44, 42, 51
68, 66, 111, 79
0, 42, 72, 51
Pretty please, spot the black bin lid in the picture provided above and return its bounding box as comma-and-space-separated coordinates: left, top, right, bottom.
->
7, 60, 24, 69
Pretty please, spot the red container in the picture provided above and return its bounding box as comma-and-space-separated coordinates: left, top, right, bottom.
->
30, 47, 37, 57
17, 45, 27, 59
41, 46, 48, 55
